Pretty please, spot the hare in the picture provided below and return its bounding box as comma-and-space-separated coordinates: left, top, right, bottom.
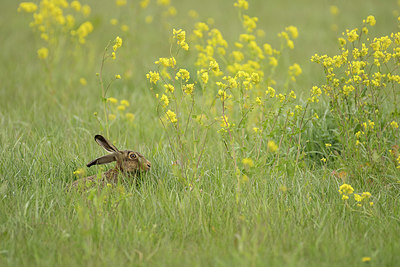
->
72, 135, 151, 187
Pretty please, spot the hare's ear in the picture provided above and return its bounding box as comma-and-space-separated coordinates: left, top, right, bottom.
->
94, 135, 120, 153
87, 154, 117, 167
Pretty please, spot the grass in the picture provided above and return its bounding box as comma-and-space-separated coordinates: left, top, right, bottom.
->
1, 0, 400, 266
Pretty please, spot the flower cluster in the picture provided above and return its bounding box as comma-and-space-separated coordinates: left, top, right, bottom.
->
339, 184, 374, 207
312, 15, 400, 172
105, 97, 135, 122
18, 0, 93, 60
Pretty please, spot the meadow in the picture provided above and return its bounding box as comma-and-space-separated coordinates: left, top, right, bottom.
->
1, 0, 400, 266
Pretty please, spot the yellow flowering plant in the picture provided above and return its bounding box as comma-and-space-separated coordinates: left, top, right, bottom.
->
312, 15, 400, 174
18, 0, 93, 86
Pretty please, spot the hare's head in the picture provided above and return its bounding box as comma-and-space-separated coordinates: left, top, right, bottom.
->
86, 135, 151, 174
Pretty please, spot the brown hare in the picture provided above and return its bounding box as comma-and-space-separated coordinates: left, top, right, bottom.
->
72, 135, 151, 187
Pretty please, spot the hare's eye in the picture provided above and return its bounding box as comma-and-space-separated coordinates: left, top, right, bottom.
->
129, 153, 137, 159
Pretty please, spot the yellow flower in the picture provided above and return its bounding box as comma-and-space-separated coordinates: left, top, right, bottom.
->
233, 0, 249, 10
37, 47, 48, 59
73, 168, 85, 177
362, 257, 371, 263
289, 63, 302, 77
321, 158, 327, 163
117, 105, 126, 111
198, 70, 209, 84
173, 29, 189, 50
108, 114, 116, 120
146, 71, 160, 84
79, 78, 87, 85
183, 84, 195, 95
70, 1, 81, 11
120, 100, 130, 106
17, 2, 38, 13
217, 90, 227, 101
242, 158, 254, 167
338, 37, 346, 46
330, 5, 339, 16
166, 110, 177, 123
74, 21, 93, 44
338, 184, 354, 195
266, 87, 275, 98
164, 84, 175, 93
365, 15, 376, 26
285, 26, 298, 39
346, 29, 359, 42
145, 16, 153, 24
82, 5, 91, 17
269, 57, 278, 67
121, 24, 129, 32
243, 15, 258, 32
325, 143, 332, 148
115, 0, 127, 6
140, 0, 150, 8
125, 113, 135, 121
115, 74, 121, 79
111, 52, 116, 59
113, 36, 123, 51
107, 97, 118, 104
390, 121, 399, 129
175, 69, 190, 81
160, 94, 169, 107
155, 57, 176, 68
157, 0, 170, 6
267, 140, 278, 152
253, 127, 259, 133
188, 10, 198, 18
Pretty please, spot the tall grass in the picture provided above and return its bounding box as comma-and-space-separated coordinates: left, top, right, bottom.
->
1, 0, 400, 266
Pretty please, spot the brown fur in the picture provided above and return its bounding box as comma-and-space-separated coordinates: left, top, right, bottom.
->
71, 135, 151, 188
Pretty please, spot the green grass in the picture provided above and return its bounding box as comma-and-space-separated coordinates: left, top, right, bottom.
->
1, 0, 400, 266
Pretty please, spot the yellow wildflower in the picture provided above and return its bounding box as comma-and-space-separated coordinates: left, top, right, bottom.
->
108, 114, 116, 120
125, 113, 135, 121
147, 71, 160, 84
175, 69, 190, 81
120, 100, 130, 106
79, 78, 87, 85
71, 1, 81, 11
121, 24, 129, 32
17, 2, 38, 12
183, 84, 195, 95
330, 6, 339, 16
242, 158, 254, 167
113, 36, 123, 51
266, 87, 275, 98
390, 121, 399, 129
267, 140, 278, 152
285, 26, 298, 39
164, 84, 175, 93
115, 74, 121, 79
365, 15, 376, 26
116, 0, 127, 6
234, 0, 248, 10
107, 97, 118, 104
117, 105, 125, 111
37, 47, 48, 59
346, 29, 359, 42
339, 184, 354, 195
160, 94, 169, 107
362, 257, 371, 263
166, 110, 177, 123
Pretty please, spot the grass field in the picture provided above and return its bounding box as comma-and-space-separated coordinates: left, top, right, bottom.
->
1, 0, 400, 266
